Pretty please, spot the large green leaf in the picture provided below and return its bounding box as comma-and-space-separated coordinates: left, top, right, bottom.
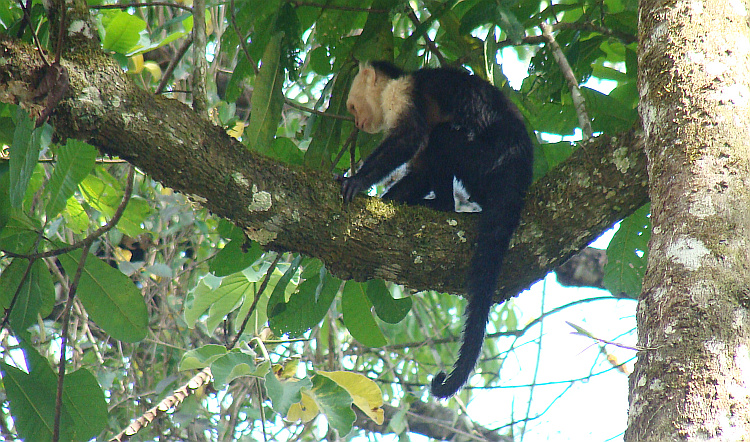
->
209, 239, 263, 277
1, 348, 106, 442
61, 368, 108, 441
211, 348, 268, 386
308, 373, 356, 436
0, 258, 54, 332
365, 279, 412, 324
58, 249, 148, 342
179, 344, 228, 371
205, 273, 255, 332
304, 71, 352, 170
265, 370, 312, 417
102, 11, 147, 54
79, 173, 150, 237
342, 281, 387, 348
0, 161, 9, 231
45, 139, 97, 219
268, 260, 339, 337
604, 204, 651, 299
9, 109, 38, 208
246, 33, 285, 153
183, 272, 254, 331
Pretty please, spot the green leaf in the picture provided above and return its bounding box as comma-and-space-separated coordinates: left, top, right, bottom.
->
62, 368, 108, 441
211, 348, 266, 387
209, 239, 263, 277
0, 348, 105, 441
58, 249, 148, 342
205, 273, 255, 332
365, 279, 412, 324
62, 197, 89, 233
45, 139, 97, 219
9, 108, 38, 208
308, 373, 356, 436
246, 33, 285, 153
179, 344, 228, 371
79, 174, 150, 237
0, 213, 39, 254
265, 370, 312, 417
266, 254, 303, 323
342, 281, 387, 348
102, 11, 147, 54
0, 160, 9, 230
268, 262, 339, 337
604, 204, 651, 299
1, 362, 63, 442
0, 258, 55, 332
580, 86, 638, 133
304, 70, 352, 170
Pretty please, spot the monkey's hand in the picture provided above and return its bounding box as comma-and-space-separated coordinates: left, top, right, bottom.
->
339, 175, 368, 203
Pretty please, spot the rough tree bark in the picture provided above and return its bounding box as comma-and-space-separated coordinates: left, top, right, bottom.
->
628, 0, 750, 440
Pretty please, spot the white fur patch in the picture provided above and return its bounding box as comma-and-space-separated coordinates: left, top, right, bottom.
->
453, 177, 482, 213
381, 77, 414, 132
379, 162, 411, 194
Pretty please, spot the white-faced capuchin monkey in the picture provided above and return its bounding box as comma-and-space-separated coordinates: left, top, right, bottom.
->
340, 61, 533, 398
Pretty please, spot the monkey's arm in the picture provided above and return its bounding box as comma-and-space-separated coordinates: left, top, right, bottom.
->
341, 120, 428, 202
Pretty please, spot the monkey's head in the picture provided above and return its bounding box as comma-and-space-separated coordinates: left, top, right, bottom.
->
346, 63, 390, 134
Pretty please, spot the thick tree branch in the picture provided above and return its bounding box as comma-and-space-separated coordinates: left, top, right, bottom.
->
0, 35, 649, 303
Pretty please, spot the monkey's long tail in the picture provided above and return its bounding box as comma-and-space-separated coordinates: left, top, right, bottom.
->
430, 187, 524, 399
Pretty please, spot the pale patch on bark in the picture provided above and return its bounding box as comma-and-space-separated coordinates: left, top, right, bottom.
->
666, 237, 710, 271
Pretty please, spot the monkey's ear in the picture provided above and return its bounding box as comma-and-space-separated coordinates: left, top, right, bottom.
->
358, 65, 377, 87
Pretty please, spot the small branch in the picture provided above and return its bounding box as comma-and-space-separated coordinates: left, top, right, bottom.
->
283, 99, 351, 121
406, 7, 447, 66
191, 0, 208, 114
229, 0, 259, 76
287, 1, 388, 13
155, 36, 193, 95
52, 241, 92, 442
15, 0, 49, 65
540, 23, 593, 140
228, 253, 281, 349
89, 2, 193, 12
109, 367, 213, 442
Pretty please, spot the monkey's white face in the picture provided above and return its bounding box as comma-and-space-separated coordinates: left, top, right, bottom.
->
347, 66, 386, 133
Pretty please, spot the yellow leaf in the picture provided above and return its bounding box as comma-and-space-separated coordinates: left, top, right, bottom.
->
286, 391, 319, 423
227, 121, 246, 139
143, 61, 162, 82
273, 358, 300, 379
114, 247, 132, 263
317, 370, 384, 425
129, 54, 144, 74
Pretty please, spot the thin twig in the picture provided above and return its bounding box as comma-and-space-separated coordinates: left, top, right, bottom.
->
156, 36, 193, 95
52, 241, 92, 442
229, 0, 258, 75
540, 23, 593, 139
228, 253, 281, 349
90, 2, 193, 12
284, 99, 351, 121
406, 6, 447, 66
287, 0, 388, 13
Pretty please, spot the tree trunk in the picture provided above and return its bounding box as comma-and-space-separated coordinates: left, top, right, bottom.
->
628, 1, 750, 440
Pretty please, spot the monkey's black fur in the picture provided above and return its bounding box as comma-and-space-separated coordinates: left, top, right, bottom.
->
341, 61, 533, 398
